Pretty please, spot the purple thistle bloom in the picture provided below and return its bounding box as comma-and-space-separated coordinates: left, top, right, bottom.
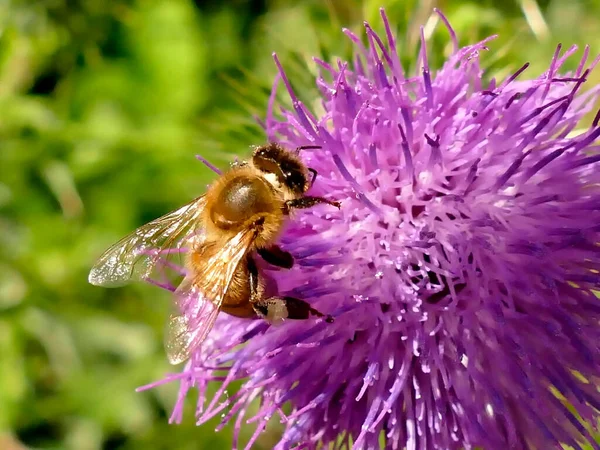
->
139, 9, 600, 450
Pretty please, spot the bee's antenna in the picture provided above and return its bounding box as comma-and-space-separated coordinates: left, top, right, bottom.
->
195, 155, 222, 175
295, 145, 321, 154
308, 168, 318, 186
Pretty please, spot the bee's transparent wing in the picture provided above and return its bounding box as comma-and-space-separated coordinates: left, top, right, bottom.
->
164, 280, 218, 365
88, 196, 207, 288
164, 227, 258, 364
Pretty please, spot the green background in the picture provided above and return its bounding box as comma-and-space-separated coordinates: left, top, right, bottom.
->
1, 0, 599, 449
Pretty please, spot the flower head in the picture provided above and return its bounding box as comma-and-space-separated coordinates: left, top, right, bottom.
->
141, 9, 600, 450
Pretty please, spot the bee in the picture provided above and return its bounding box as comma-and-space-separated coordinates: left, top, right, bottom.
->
88, 142, 340, 364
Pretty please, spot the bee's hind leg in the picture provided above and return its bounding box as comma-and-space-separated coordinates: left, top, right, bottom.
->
247, 255, 333, 323
254, 296, 334, 324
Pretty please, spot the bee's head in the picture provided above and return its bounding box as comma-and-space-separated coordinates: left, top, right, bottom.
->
252, 143, 311, 195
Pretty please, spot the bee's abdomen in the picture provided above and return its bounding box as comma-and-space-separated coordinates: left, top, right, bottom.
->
209, 175, 276, 230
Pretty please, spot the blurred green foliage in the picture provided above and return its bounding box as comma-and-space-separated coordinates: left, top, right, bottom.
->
0, 0, 599, 449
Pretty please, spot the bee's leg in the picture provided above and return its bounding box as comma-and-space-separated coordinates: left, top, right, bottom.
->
247, 255, 333, 323
283, 196, 341, 214
257, 245, 294, 269
247, 255, 261, 301
253, 295, 335, 323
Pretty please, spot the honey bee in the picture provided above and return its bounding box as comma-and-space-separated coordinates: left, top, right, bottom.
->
88, 143, 340, 364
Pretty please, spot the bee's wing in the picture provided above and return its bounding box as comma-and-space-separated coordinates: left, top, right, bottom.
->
164, 281, 218, 365
164, 226, 258, 364
88, 196, 207, 288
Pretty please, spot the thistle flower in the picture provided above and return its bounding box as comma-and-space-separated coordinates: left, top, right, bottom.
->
139, 9, 600, 450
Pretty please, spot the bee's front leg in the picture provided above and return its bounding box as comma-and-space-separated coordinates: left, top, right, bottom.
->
282, 196, 341, 215
247, 255, 333, 323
